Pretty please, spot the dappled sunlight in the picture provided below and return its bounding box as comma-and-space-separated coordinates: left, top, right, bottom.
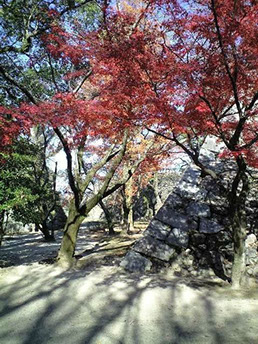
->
0, 226, 257, 344
1, 262, 258, 344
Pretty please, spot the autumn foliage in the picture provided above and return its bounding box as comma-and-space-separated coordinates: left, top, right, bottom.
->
1, 0, 256, 169
0, 0, 257, 284
0, 107, 31, 153
24, 0, 255, 168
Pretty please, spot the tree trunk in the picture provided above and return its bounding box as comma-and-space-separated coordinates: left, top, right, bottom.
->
120, 202, 124, 225
0, 211, 5, 246
143, 194, 154, 219
154, 172, 162, 213
230, 199, 248, 289
0, 222, 4, 246
57, 203, 84, 268
123, 177, 134, 234
229, 157, 249, 289
40, 221, 55, 241
99, 200, 115, 235
123, 201, 129, 230
127, 204, 134, 234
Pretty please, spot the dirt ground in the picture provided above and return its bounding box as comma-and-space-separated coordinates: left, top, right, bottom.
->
0, 226, 258, 344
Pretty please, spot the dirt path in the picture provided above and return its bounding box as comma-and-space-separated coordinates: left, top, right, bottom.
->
1, 264, 258, 343
0, 231, 258, 344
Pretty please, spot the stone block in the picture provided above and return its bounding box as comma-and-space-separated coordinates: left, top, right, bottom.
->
155, 208, 197, 231
166, 228, 189, 248
181, 167, 201, 184
175, 181, 200, 198
199, 218, 224, 233
165, 194, 184, 208
194, 189, 208, 201
145, 220, 171, 240
133, 235, 176, 262
120, 251, 152, 272
186, 202, 211, 217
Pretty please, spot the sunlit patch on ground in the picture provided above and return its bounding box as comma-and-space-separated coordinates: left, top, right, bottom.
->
0, 225, 258, 344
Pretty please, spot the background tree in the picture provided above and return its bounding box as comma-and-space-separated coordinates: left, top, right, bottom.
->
0, 0, 106, 264
0, 137, 62, 243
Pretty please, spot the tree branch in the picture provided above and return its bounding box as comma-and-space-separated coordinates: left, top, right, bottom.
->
79, 130, 129, 213
54, 127, 80, 209
146, 126, 218, 179
211, 0, 242, 117
0, 66, 37, 104
246, 92, 258, 111
73, 69, 92, 94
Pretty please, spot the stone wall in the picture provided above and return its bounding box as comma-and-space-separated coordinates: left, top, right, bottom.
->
120, 141, 258, 281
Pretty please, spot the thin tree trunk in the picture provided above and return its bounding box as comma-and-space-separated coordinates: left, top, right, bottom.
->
0, 211, 5, 246
124, 177, 134, 234
40, 220, 55, 241
143, 194, 154, 218
99, 200, 115, 235
127, 204, 134, 234
154, 172, 162, 213
123, 201, 129, 231
120, 201, 125, 225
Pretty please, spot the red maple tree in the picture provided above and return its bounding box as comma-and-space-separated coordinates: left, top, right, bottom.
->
2, 0, 257, 285
41, 0, 257, 286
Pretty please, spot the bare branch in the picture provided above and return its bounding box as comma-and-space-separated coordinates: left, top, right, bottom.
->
0, 65, 37, 104
73, 69, 92, 94
54, 127, 80, 209
246, 92, 258, 112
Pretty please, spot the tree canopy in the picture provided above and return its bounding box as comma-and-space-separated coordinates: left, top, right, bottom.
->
0, 0, 257, 286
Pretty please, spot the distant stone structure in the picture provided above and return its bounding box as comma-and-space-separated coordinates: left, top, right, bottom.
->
121, 139, 258, 280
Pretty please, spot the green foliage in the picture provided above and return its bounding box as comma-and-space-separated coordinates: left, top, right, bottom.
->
0, 0, 101, 106
0, 138, 56, 226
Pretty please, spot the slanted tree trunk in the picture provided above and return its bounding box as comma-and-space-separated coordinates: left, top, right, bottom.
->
229, 157, 249, 289
40, 221, 55, 241
57, 201, 84, 267
55, 129, 146, 268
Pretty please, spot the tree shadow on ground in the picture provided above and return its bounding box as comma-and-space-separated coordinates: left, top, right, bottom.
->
0, 223, 142, 268
0, 223, 139, 268
0, 263, 257, 344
